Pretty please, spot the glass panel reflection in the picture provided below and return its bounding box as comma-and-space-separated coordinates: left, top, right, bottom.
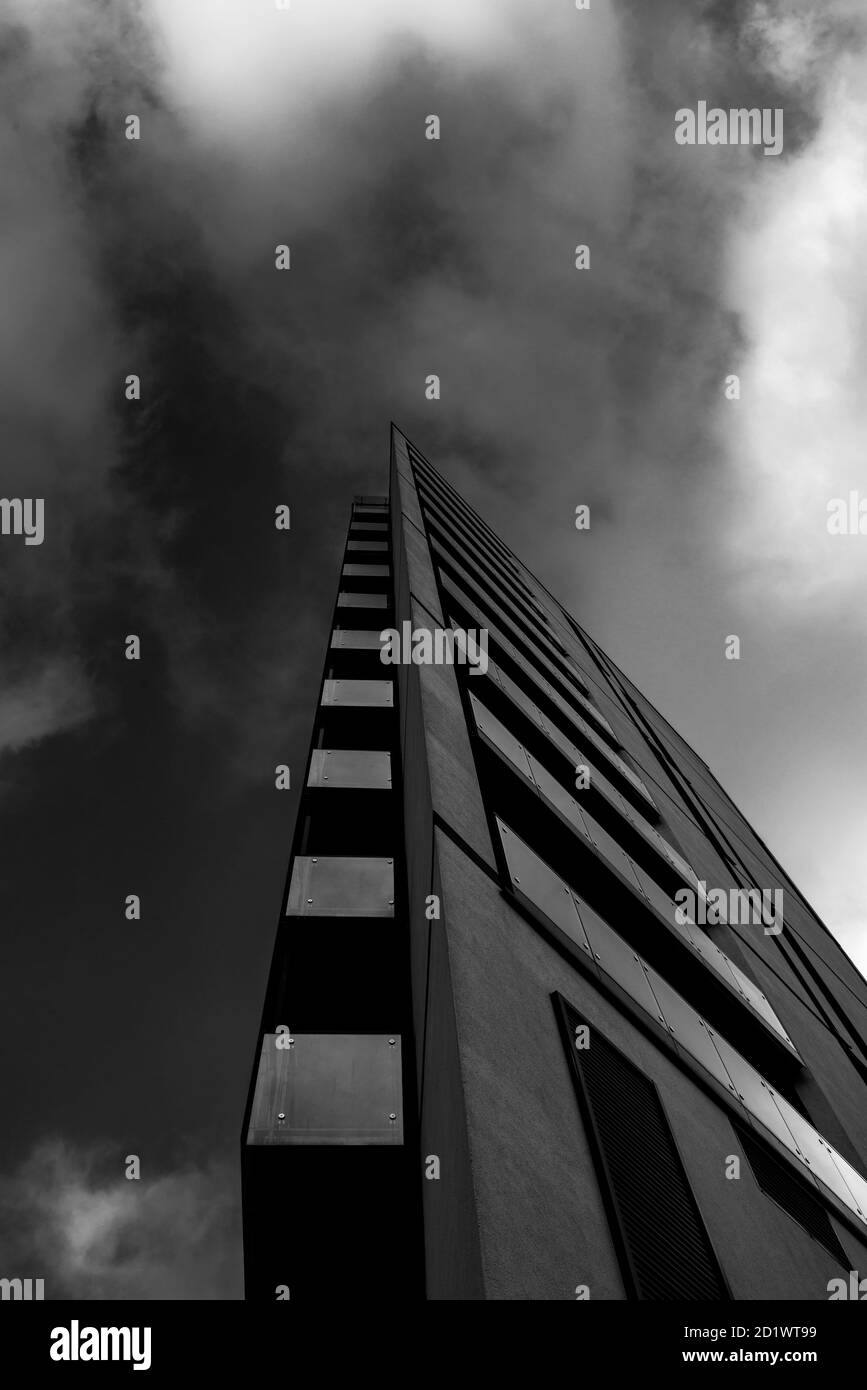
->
771, 1093, 862, 1209
486, 660, 545, 733
331, 629, 383, 650
307, 749, 391, 790
430, 527, 547, 638
442, 575, 600, 728
484, 660, 636, 828
683, 925, 745, 991
247, 1033, 403, 1145
342, 563, 390, 577
337, 591, 389, 608
496, 823, 867, 1227
725, 959, 793, 1044
825, 1150, 867, 1220
705, 1032, 800, 1155
286, 856, 395, 917
644, 970, 739, 1095
321, 679, 393, 708
632, 866, 692, 941
524, 754, 594, 844
578, 902, 663, 1015
574, 692, 614, 737
582, 812, 648, 896
469, 694, 533, 779
497, 819, 590, 953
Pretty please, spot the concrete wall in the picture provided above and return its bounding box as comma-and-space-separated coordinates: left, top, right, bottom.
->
434, 831, 867, 1300
390, 424, 867, 1300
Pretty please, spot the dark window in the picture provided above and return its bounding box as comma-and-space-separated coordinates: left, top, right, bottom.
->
554, 994, 729, 1300
735, 1125, 850, 1266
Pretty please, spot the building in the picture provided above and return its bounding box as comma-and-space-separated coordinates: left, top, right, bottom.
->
241, 424, 867, 1301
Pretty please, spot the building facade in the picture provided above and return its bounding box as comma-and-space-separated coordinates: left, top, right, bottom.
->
242, 424, 867, 1300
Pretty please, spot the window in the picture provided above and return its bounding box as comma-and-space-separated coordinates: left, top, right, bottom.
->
477, 693, 793, 1050
438, 554, 598, 710
735, 1125, 850, 1265
411, 463, 515, 567
555, 996, 729, 1299
498, 824, 859, 1224
451, 595, 654, 806
431, 532, 557, 657
421, 492, 520, 579
485, 658, 640, 815
443, 576, 604, 729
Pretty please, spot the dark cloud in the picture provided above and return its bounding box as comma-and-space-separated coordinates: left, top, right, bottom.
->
0, 1139, 240, 1299
2, 0, 849, 762
1, 0, 865, 1295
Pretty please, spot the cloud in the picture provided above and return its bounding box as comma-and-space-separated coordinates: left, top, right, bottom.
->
719, 10, 867, 613
2, 0, 831, 767
0, 660, 93, 758
2, 0, 740, 772
0, 0, 160, 761
0, 1138, 241, 1299
2, 0, 865, 970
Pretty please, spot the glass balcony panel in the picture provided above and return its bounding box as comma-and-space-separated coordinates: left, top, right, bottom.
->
590, 769, 629, 817
705, 1032, 801, 1154
469, 694, 533, 779
286, 856, 395, 916
441, 574, 590, 706
681, 923, 744, 989
577, 903, 662, 1015
535, 708, 574, 756
446, 584, 654, 808
603, 749, 655, 806
824, 1150, 867, 1222
524, 754, 594, 845
636, 824, 697, 885
428, 521, 538, 626
415, 478, 517, 569
307, 749, 391, 790
691, 879, 732, 924
337, 591, 389, 609
582, 813, 647, 896
247, 1033, 403, 1146
486, 661, 546, 733
321, 679, 393, 708
534, 724, 630, 830
607, 757, 656, 811
418, 478, 512, 551
573, 692, 615, 737
770, 1093, 862, 1209
497, 819, 590, 953
342, 563, 390, 577
632, 865, 693, 940
724, 959, 793, 1045
643, 970, 739, 1095
331, 629, 384, 650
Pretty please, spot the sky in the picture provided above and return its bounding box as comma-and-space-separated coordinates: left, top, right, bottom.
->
1, 0, 865, 1297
